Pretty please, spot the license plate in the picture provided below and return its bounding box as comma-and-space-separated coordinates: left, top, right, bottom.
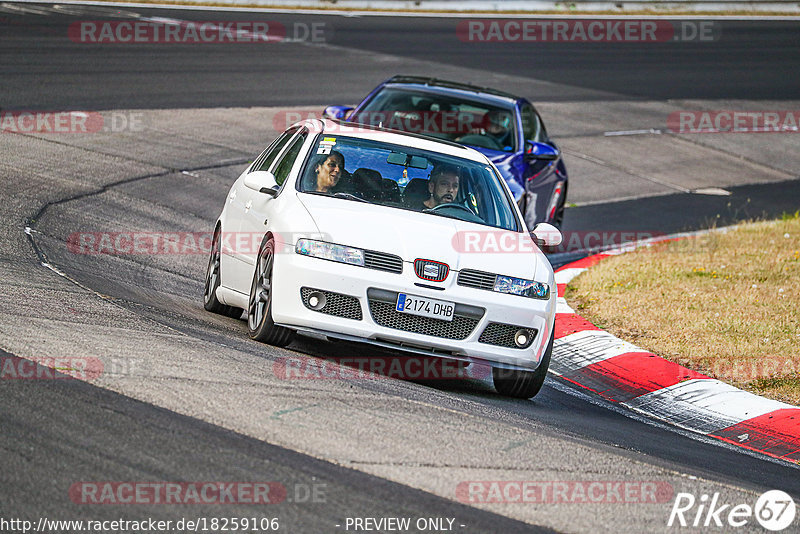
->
396, 293, 455, 322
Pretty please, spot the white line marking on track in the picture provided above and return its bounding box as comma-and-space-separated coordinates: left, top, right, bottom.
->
692, 187, 732, 196
604, 128, 663, 136
51, 3, 142, 17
0, 2, 55, 15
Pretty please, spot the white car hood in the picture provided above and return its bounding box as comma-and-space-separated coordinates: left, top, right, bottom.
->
298, 193, 547, 280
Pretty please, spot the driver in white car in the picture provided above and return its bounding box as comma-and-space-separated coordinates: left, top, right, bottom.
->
422, 164, 460, 210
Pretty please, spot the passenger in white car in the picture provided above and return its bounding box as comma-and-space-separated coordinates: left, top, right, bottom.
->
312, 150, 345, 193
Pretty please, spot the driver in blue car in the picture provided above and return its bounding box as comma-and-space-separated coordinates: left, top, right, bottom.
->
422, 164, 460, 210
483, 109, 514, 150
456, 109, 514, 151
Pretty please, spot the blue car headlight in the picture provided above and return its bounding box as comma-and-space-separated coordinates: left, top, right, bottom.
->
494, 275, 550, 300
295, 239, 365, 267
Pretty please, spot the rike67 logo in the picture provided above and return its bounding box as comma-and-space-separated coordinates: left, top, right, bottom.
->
668, 490, 796, 531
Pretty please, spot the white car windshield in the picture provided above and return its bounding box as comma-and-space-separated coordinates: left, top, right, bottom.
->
298, 135, 520, 232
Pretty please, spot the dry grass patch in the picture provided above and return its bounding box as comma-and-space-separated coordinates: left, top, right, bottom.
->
566, 214, 800, 405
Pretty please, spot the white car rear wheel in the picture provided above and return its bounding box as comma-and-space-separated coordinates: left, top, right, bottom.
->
203, 227, 243, 319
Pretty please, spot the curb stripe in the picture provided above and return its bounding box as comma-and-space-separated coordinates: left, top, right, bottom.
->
554, 313, 601, 339
552, 330, 643, 374
566, 352, 709, 403
553, 248, 800, 464
557, 254, 611, 271
554, 267, 587, 286
711, 409, 800, 462
626, 378, 790, 434
555, 297, 575, 315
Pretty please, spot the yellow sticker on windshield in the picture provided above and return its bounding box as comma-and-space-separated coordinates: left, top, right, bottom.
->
317, 137, 336, 155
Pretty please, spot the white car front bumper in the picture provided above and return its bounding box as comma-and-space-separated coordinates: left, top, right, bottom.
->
271, 252, 556, 371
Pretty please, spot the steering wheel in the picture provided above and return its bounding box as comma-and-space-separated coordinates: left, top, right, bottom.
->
424, 202, 477, 215
454, 133, 503, 151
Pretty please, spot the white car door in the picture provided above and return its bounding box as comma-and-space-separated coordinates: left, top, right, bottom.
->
231, 128, 310, 294
222, 127, 299, 293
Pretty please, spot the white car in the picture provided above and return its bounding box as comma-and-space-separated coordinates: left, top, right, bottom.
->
204, 119, 562, 398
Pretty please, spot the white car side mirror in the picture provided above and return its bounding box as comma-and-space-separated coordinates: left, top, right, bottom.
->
244, 171, 279, 196
531, 223, 562, 247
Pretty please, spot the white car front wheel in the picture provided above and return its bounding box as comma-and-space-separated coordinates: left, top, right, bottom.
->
247, 238, 295, 347
492, 330, 553, 399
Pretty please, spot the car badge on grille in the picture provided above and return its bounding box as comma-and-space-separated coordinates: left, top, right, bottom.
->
414, 259, 449, 282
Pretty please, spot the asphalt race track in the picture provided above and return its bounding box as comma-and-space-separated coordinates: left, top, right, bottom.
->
1, 4, 799, 533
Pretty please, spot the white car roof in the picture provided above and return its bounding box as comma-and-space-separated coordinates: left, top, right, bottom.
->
299, 119, 494, 164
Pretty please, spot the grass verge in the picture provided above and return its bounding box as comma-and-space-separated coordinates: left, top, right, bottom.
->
566, 213, 800, 405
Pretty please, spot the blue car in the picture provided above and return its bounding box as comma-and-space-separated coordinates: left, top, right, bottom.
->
323, 75, 568, 229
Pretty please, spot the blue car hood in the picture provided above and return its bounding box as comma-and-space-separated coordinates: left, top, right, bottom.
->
468, 146, 523, 199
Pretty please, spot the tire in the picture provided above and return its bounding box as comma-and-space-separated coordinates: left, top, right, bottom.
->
551, 182, 567, 230
203, 227, 244, 318
551, 191, 566, 230
492, 330, 553, 399
247, 238, 295, 347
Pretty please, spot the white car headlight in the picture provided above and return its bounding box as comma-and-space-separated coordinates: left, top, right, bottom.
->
295, 239, 365, 267
494, 275, 550, 300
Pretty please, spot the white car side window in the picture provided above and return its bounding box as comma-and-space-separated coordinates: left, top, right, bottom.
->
273, 131, 308, 186
252, 127, 299, 173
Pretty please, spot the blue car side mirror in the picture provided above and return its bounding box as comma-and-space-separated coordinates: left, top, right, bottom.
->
524, 141, 559, 161
322, 105, 354, 120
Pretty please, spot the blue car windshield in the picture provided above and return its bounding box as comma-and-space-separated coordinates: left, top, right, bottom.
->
351, 88, 518, 153
298, 135, 519, 232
